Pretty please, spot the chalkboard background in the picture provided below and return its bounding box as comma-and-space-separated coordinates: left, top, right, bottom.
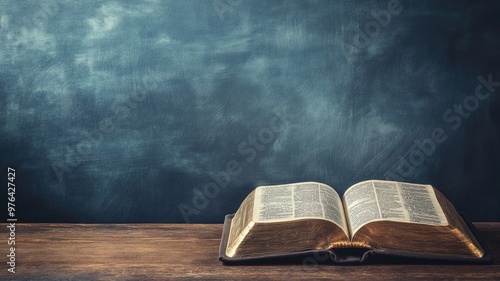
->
1, 0, 499, 223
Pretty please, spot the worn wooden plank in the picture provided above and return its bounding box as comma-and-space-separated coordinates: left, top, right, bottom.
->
1, 223, 499, 280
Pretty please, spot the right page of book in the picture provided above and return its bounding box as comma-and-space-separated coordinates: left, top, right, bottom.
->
343, 180, 449, 236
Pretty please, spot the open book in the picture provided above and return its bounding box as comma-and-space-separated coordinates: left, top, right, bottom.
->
219, 180, 493, 263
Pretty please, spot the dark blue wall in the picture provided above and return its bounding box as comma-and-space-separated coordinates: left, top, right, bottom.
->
1, 0, 499, 223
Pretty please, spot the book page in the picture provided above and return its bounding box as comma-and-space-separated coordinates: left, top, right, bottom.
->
344, 180, 448, 235
253, 182, 348, 235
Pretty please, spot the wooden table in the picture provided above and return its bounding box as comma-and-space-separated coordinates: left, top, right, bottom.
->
1, 223, 499, 280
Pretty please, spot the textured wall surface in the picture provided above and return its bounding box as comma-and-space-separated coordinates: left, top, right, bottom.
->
1, 0, 499, 223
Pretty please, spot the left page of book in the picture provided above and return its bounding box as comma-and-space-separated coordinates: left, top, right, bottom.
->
253, 182, 349, 236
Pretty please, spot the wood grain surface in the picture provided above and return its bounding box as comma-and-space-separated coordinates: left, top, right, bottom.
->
1, 223, 499, 280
